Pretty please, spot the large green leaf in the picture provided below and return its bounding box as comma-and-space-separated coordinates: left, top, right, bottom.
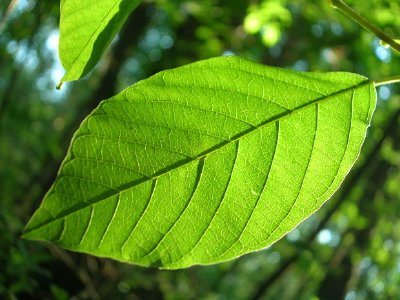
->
58, 0, 141, 84
23, 56, 376, 269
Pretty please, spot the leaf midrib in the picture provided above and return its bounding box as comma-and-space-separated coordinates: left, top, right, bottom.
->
24, 80, 371, 234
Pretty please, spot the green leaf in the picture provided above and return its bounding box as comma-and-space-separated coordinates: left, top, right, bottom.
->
23, 56, 376, 269
58, 0, 141, 84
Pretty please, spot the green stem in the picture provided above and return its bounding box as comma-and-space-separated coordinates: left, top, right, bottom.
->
330, 0, 400, 53
374, 76, 400, 87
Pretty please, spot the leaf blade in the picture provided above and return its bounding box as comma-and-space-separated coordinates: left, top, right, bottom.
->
59, 0, 141, 83
24, 56, 376, 269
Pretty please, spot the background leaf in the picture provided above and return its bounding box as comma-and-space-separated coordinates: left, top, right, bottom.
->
59, 0, 141, 84
23, 56, 376, 269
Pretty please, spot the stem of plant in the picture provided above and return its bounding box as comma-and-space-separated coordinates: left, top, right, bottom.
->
374, 76, 400, 87
0, 0, 19, 33
330, 0, 400, 53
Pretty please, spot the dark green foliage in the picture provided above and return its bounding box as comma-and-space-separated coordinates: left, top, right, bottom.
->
1, 0, 400, 298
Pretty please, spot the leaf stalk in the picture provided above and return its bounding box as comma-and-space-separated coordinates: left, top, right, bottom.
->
374, 76, 400, 87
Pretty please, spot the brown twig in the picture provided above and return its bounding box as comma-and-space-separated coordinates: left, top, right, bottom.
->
0, 0, 19, 33
48, 246, 100, 300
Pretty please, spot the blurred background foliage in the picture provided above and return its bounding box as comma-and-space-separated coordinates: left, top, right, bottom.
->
0, 0, 400, 299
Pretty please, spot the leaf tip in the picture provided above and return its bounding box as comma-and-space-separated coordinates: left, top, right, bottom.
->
20, 229, 32, 240
56, 81, 64, 90
328, 0, 339, 8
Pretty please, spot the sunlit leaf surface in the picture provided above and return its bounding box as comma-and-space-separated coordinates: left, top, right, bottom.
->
24, 56, 376, 269
59, 0, 141, 84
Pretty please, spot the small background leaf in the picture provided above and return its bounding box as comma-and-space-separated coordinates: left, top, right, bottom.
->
59, 0, 141, 83
24, 56, 376, 269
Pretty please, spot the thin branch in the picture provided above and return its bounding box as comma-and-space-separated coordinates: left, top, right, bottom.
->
0, 67, 20, 120
0, 11, 41, 124
374, 76, 400, 87
330, 0, 400, 53
48, 246, 100, 300
0, 0, 19, 33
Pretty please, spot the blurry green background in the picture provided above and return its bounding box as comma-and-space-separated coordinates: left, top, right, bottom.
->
1, 0, 400, 299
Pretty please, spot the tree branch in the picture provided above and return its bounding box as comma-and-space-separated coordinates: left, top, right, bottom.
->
330, 0, 400, 53
0, 0, 19, 33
